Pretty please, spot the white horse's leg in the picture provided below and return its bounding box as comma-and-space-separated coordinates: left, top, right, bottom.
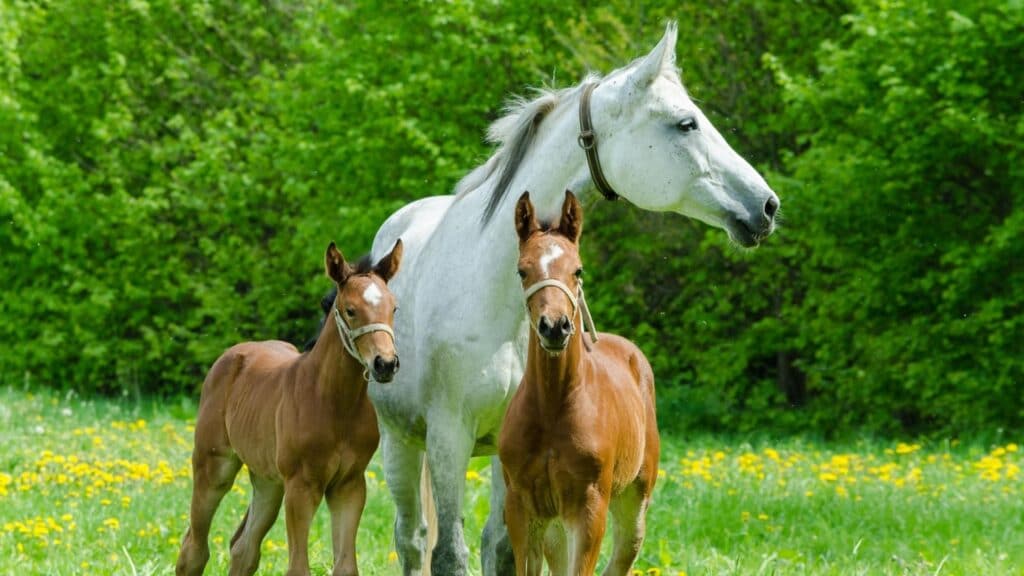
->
382, 432, 429, 576
426, 421, 475, 576
482, 456, 516, 576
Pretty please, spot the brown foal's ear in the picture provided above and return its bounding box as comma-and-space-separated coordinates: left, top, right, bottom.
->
558, 190, 583, 243
325, 241, 353, 284
374, 238, 404, 283
515, 191, 540, 243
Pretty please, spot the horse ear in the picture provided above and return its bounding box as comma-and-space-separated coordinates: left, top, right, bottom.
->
628, 21, 678, 88
325, 242, 352, 284
374, 238, 403, 283
515, 191, 540, 243
558, 190, 583, 243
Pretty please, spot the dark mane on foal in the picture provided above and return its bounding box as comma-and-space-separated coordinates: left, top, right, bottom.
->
302, 254, 377, 352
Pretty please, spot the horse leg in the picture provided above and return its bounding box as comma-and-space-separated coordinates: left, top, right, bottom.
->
381, 432, 428, 576
601, 483, 650, 576
542, 521, 569, 576
283, 475, 325, 576
227, 473, 284, 576
176, 445, 241, 575
426, 423, 474, 576
326, 475, 367, 576
502, 486, 529, 576
569, 484, 609, 576
482, 456, 516, 576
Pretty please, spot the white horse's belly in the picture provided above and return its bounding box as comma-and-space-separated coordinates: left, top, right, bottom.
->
368, 194, 529, 455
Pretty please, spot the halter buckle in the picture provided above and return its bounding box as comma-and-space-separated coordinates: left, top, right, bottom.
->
577, 131, 596, 150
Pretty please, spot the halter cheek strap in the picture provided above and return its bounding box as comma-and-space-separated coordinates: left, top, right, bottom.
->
578, 82, 619, 202
332, 305, 396, 380
523, 278, 600, 345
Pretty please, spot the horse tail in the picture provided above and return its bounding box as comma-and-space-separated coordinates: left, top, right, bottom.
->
421, 457, 438, 575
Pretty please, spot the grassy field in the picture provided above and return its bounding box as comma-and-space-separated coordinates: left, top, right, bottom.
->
0, 386, 1021, 575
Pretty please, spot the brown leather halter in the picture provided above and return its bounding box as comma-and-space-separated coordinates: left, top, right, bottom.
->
577, 82, 619, 201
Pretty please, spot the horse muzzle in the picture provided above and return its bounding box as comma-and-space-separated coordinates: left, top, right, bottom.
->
372, 355, 400, 383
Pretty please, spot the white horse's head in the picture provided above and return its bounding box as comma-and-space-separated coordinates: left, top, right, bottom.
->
593, 23, 779, 246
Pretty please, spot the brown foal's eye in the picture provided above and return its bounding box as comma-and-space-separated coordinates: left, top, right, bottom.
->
574, 268, 583, 278
517, 269, 526, 279
345, 307, 356, 317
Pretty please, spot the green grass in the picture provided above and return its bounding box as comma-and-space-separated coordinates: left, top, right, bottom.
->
1, 385, 1021, 575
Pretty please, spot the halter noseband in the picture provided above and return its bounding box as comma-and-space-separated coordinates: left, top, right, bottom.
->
332, 304, 396, 380
523, 278, 599, 346
578, 82, 619, 202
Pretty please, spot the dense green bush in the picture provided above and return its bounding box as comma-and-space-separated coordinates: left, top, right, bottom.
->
1, 0, 1019, 436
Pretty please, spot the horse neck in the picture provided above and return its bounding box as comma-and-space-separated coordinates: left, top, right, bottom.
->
523, 314, 587, 413
468, 90, 599, 308
301, 309, 368, 409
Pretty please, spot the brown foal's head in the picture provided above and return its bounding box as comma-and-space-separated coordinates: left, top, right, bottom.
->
325, 239, 404, 382
515, 190, 584, 354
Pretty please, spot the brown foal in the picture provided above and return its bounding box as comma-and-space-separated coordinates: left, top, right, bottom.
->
176, 240, 403, 576
498, 191, 660, 575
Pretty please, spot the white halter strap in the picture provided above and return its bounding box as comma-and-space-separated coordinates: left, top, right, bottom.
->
522, 278, 599, 345
332, 305, 396, 378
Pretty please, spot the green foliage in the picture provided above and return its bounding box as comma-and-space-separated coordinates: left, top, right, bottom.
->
0, 0, 1019, 436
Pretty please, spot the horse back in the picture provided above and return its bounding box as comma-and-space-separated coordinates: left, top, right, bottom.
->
200, 340, 300, 477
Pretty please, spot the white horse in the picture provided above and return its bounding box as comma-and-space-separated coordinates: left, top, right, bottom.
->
368, 23, 778, 576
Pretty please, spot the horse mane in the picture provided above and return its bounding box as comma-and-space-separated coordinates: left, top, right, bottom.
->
457, 75, 600, 226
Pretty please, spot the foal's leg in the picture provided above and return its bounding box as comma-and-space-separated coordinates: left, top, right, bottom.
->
601, 483, 649, 576
176, 446, 242, 576
570, 484, 610, 576
326, 475, 367, 576
482, 456, 516, 576
502, 488, 529, 576
283, 474, 326, 576
228, 473, 284, 576
426, 422, 475, 576
381, 432, 428, 575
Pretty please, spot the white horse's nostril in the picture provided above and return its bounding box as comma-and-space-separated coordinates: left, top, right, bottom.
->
764, 197, 779, 219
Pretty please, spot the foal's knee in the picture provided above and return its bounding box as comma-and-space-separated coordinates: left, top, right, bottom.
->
229, 541, 261, 576
175, 537, 210, 576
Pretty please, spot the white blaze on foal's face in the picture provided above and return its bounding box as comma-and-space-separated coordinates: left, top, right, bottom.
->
362, 283, 384, 307
539, 242, 564, 278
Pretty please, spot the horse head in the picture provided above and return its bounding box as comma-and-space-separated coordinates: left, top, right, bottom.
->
515, 191, 585, 354
325, 239, 404, 382
586, 22, 779, 246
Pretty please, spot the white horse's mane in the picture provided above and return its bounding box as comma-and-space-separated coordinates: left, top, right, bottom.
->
454, 50, 683, 225
454, 74, 600, 223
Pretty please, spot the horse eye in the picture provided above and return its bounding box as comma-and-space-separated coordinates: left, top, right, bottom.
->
574, 268, 583, 278
517, 269, 526, 279
345, 307, 356, 317
677, 117, 699, 133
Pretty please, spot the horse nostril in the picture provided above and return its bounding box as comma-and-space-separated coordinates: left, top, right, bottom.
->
373, 355, 385, 372
393, 356, 400, 372
764, 197, 779, 219
559, 316, 572, 336
538, 316, 553, 337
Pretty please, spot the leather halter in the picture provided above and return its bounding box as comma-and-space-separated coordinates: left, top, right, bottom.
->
523, 278, 599, 346
332, 304, 396, 380
577, 82, 619, 202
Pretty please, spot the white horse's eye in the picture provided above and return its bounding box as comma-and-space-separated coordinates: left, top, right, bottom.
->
677, 117, 699, 133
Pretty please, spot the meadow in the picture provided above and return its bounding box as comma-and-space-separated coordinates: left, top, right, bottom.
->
1, 385, 1021, 576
